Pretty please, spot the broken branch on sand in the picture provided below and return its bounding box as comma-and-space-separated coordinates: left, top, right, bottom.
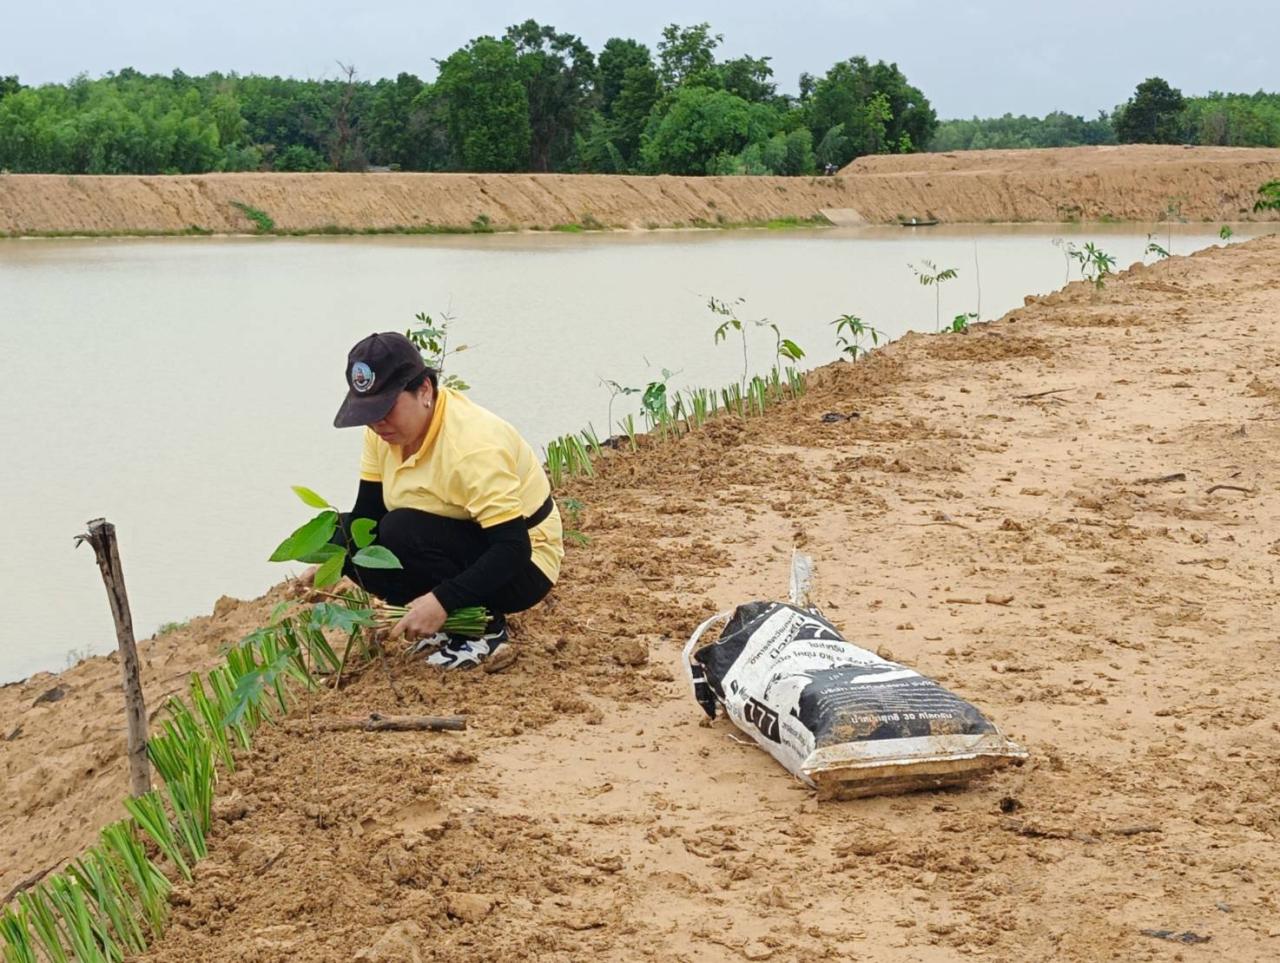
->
1205, 484, 1254, 495
1136, 472, 1186, 484
284, 713, 467, 733
1016, 387, 1074, 399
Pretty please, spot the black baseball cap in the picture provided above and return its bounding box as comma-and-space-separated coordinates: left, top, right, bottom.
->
333, 332, 428, 428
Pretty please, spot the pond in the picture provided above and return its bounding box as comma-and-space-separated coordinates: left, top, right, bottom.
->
0, 222, 1269, 680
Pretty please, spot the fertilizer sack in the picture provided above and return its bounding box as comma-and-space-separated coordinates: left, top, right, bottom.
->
684, 601, 1026, 797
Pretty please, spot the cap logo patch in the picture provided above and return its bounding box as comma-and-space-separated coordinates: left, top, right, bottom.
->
351, 362, 376, 393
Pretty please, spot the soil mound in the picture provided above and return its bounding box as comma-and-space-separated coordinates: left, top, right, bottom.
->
2, 146, 1279, 236
6, 234, 1280, 961
839, 145, 1280, 223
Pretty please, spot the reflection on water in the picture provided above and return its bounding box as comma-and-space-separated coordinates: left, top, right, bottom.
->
0, 223, 1270, 680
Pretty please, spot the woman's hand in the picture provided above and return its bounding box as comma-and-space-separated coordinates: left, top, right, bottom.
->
290, 565, 320, 598
390, 592, 448, 642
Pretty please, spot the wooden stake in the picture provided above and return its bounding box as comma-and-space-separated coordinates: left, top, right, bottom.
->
76, 518, 151, 797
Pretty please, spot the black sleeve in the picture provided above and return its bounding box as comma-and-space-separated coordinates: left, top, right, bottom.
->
350, 479, 387, 527
432, 518, 530, 613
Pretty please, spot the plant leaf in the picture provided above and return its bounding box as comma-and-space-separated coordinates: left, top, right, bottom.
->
314, 552, 346, 587
780, 339, 805, 360
269, 511, 338, 562
350, 517, 377, 549
351, 545, 402, 569
291, 486, 331, 509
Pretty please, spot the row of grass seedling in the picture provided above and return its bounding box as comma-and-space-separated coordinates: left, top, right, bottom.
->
542, 362, 808, 489
0, 602, 371, 963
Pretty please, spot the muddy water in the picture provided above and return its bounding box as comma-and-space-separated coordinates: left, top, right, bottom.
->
0, 223, 1269, 680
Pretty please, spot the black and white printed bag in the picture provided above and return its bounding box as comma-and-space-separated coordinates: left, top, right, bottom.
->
684, 601, 1027, 797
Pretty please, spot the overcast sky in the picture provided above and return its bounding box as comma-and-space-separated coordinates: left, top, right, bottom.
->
3, 0, 1274, 118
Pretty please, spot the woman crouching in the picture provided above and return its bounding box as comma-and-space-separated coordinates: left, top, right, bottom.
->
308, 331, 562, 669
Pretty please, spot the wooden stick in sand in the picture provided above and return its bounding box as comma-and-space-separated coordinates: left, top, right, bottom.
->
75, 518, 151, 797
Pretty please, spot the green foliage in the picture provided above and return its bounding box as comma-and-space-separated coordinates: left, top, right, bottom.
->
273, 144, 325, 172
1255, 180, 1280, 212
435, 36, 531, 171
229, 200, 274, 232
560, 497, 590, 546
543, 434, 594, 487
804, 57, 936, 166
1219, 224, 1234, 241
1073, 242, 1117, 289
930, 109, 1116, 151
1114, 77, 1187, 144
832, 314, 882, 358
910, 260, 959, 331
406, 311, 470, 390
640, 86, 775, 174
949, 313, 976, 334
1145, 234, 1171, 260
505, 20, 596, 171
268, 487, 402, 588
657, 23, 723, 88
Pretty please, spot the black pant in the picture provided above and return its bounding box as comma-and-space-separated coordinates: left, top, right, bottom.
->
340, 509, 552, 612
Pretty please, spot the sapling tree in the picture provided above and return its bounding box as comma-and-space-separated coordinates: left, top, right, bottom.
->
831, 313, 881, 359
709, 295, 803, 388
270, 486, 400, 588
1219, 225, 1234, 243
950, 313, 976, 334
909, 260, 958, 331
1051, 238, 1079, 284
406, 311, 470, 390
1072, 242, 1116, 291
601, 378, 640, 440
709, 295, 751, 385
1145, 233, 1170, 261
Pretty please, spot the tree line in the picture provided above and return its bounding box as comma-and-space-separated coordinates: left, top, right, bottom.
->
0, 22, 935, 176
3, 48, 1275, 177
931, 78, 1280, 152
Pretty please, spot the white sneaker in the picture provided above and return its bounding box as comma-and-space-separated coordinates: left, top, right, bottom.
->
426, 635, 506, 670
407, 631, 450, 654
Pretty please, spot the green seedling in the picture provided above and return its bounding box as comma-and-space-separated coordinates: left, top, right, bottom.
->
0, 903, 37, 963
601, 379, 640, 440
123, 792, 191, 881
1219, 225, 1234, 242
561, 497, 590, 546
45, 873, 115, 963
831, 314, 881, 359
69, 848, 148, 956
269, 486, 401, 589
1073, 242, 1116, 290
617, 414, 637, 451
406, 311, 470, 391
99, 823, 169, 938
950, 313, 976, 334
1145, 234, 1170, 260
909, 260, 958, 332
17, 886, 70, 963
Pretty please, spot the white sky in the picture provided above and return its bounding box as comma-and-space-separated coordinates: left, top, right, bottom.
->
2, 0, 1275, 118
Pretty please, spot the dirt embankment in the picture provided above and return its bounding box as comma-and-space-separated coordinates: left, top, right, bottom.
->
839, 144, 1280, 223
1, 145, 1279, 236
5, 235, 1280, 961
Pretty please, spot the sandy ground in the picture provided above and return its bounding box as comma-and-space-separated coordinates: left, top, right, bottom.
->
2, 146, 1279, 235
4, 233, 1278, 960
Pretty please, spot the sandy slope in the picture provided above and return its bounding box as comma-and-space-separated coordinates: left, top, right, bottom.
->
5, 234, 1278, 960
1, 146, 1279, 235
